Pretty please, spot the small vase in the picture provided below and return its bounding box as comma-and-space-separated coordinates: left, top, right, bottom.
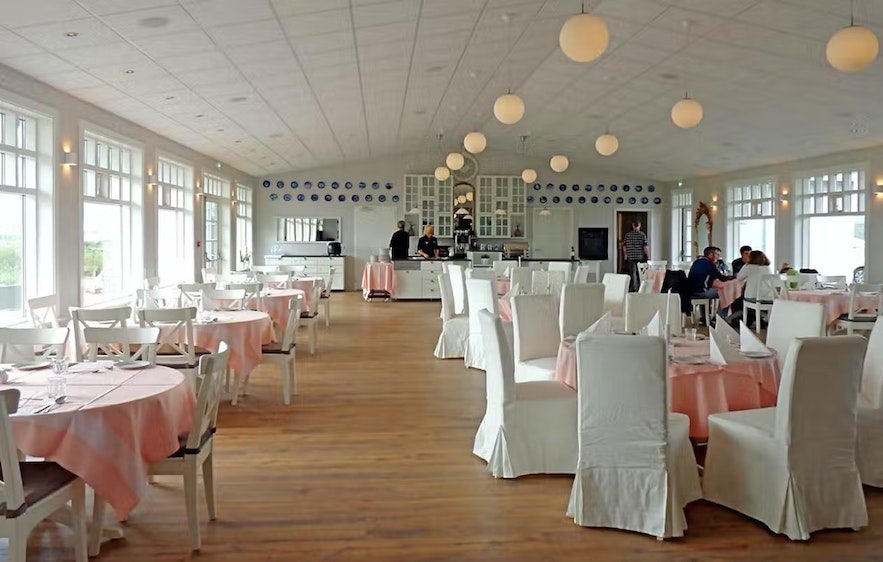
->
513, 224, 522, 237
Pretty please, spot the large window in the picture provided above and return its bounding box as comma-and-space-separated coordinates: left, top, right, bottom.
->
82, 132, 142, 305
203, 173, 230, 273
0, 102, 52, 323
235, 184, 252, 269
671, 190, 692, 263
794, 166, 866, 277
157, 157, 193, 284
727, 178, 776, 266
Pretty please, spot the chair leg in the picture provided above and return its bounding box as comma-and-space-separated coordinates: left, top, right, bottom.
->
8, 524, 26, 562
291, 357, 297, 396
323, 299, 330, 327
202, 452, 216, 521
231, 370, 241, 406
88, 496, 107, 556
71, 481, 88, 562
309, 322, 316, 355
282, 362, 291, 405
184, 457, 201, 551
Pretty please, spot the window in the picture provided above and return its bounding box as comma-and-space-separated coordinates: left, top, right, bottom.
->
82, 132, 142, 305
794, 166, 866, 277
157, 157, 193, 284
235, 185, 252, 269
202, 173, 230, 273
0, 101, 52, 323
727, 178, 776, 266
671, 190, 692, 263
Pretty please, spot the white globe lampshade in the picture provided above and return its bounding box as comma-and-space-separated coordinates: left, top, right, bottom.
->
559, 13, 610, 63
550, 155, 569, 173
463, 131, 487, 154
445, 152, 465, 170
465, 191, 473, 201
521, 168, 537, 183
826, 25, 879, 72
595, 133, 619, 156
458, 195, 467, 204
671, 97, 704, 129
434, 166, 451, 181
493, 93, 525, 125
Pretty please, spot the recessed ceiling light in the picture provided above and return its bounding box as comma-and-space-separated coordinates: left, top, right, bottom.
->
230, 96, 248, 103
65, 31, 79, 37
195, 114, 204, 118
217, 128, 225, 132
426, 65, 445, 73
269, 133, 283, 139
163, 95, 176, 100
124, 69, 135, 74
659, 72, 678, 80
234, 140, 242, 143
139, 16, 170, 28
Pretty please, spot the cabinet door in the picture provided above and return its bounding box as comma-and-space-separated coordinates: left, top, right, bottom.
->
396, 270, 423, 299
477, 176, 494, 237
510, 176, 525, 238
422, 272, 440, 299
436, 179, 453, 237
493, 177, 509, 237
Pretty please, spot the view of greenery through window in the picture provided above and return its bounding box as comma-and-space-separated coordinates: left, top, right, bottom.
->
0, 194, 23, 313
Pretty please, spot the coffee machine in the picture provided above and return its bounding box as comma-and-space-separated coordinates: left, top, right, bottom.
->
453, 229, 475, 257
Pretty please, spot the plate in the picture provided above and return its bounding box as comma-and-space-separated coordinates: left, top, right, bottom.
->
13, 361, 51, 370
742, 350, 772, 358
116, 360, 151, 370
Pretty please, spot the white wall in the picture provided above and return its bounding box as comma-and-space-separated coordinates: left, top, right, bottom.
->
675, 144, 883, 281
0, 62, 255, 316
254, 151, 665, 289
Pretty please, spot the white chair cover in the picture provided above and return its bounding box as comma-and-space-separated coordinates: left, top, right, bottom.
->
566, 335, 702, 538
574, 262, 601, 284
492, 260, 509, 277
547, 261, 572, 282
464, 278, 498, 370
472, 311, 577, 478
856, 321, 883, 486
765, 300, 826, 364
703, 335, 868, 540
559, 283, 605, 340
465, 268, 495, 281
511, 294, 560, 382
624, 292, 682, 336
531, 270, 551, 295
433, 273, 468, 359
447, 264, 468, 315
509, 267, 533, 295
601, 273, 630, 317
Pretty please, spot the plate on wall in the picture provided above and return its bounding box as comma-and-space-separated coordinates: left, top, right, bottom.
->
345, 181, 353, 189
365, 194, 373, 202
559, 184, 567, 191
604, 196, 611, 204
297, 194, 305, 201
310, 194, 319, 201
359, 182, 366, 189
546, 183, 554, 190
338, 194, 346, 202
290, 181, 298, 188
552, 196, 560, 203
533, 183, 541, 191
324, 194, 332, 201
597, 184, 605, 192
591, 196, 599, 203
527, 195, 535, 203
610, 184, 618, 192
578, 196, 586, 204
262, 180, 270, 187
378, 194, 387, 202
565, 196, 573, 203
372, 182, 380, 189
539, 196, 548, 204
276, 180, 284, 188
283, 193, 292, 201
648, 185, 656, 192
623, 185, 630, 192
585, 185, 592, 191
352, 194, 359, 202
318, 181, 325, 189
654, 197, 662, 204
392, 195, 400, 202
331, 181, 339, 189
385, 182, 393, 189
304, 181, 312, 189
635, 185, 643, 192
269, 193, 278, 201
616, 197, 624, 204
629, 197, 637, 204
572, 184, 580, 191
641, 197, 649, 204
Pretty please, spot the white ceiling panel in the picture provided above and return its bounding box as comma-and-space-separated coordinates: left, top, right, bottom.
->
0, 0, 90, 28
101, 5, 202, 39
185, 0, 276, 27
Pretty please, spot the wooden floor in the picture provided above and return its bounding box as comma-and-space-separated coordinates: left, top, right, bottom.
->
23, 292, 883, 560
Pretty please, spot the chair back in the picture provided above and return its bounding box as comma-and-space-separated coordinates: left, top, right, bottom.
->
854, 266, 866, 284
69, 306, 131, 362
216, 273, 248, 287
624, 292, 682, 335
178, 283, 215, 307
572, 263, 599, 284
256, 273, 290, 289
0, 328, 68, 363
548, 261, 572, 281
201, 288, 247, 311
143, 276, 161, 290
531, 270, 551, 294
647, 260, 668, 270
465, 279, 497, 337
225, 282, 263, 310
860, 321, 883, 409
136, 288, 180, 309
775, 336, 867, 459
251, 265, 279, 274
511, 294, 560, 362
187, 342, 230, 451
319, 267, 334, 295
846, 283, 883, 321
637, 262, 650, 280
818, 275, 848, 289
0, 389, 25, 516
82, 326, 160, 364
276, 264, 307, 275
27, 295, 61, 328
438, 273, 457, 322
280, 296, 304, 353
201, 267, 217, 284
465, 268, 495, 281
447, 264, 467, 315
559, 283, 605, 339
492, 260, 509, 277
601, 273, 630, 316
478, 310, 515, 408
548, 271, 566, 297
766, 300, 826, 363
138, 307, 198, 367
509, 267, 532, 295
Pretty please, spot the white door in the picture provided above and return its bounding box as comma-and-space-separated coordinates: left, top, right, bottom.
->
532, 208, 573, 259
353, 205, 398, 290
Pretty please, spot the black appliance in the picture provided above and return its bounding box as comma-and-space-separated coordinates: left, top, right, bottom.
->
327, 241, 342, 256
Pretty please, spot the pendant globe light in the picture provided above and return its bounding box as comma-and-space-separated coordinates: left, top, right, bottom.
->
463, 131, 487, 154
671, 94, 703, 129
494, 13, 526, 125
595, 131, 619, 156
521, 168, 537, 183
445, 152, 465, 171
434, 166, 451, 181
550, 155, 569, 173
826, 1, 878, 72
559, 2, 609, 63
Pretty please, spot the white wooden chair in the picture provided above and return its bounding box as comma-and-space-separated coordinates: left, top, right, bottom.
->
836, 282, 882, 335
251, 265, 278, 274
276, 264, 307, 275
143, 276, 161, 290
0, 327, 68, 363
82, 326, 160, 365
299, 285, 322, 355
572, 264, 598, 284
647, 260, 668, 270
138, 307, 205, 381
200, 267, 217, 284
27, 295, 64, 328
247, 297, 303, 405
225, 282, 263, 312
255, 273, 290, 289
743, 274, 788, 333
135, 288, 180, 309
68, 306, 131, 362
547, 261, 573, 282
636, 261, 650, 280
178, 283, 215, 308
148, 342, 229, 551
215, 273, 249, 287
492, 260, 509, 277
0, 388, 88, 562
201, 289, 247, 311
818, 275, 848, 290
319, 267, 334, 327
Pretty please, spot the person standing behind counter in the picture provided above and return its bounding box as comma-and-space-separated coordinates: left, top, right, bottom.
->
417, 225, 439, 259
389, 220, 410, 260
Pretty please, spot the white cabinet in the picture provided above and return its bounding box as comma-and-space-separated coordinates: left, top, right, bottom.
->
476, 176, 525, 239
393, 260, 446, 300
264, 256, 346, 291
403, 174, 454, 238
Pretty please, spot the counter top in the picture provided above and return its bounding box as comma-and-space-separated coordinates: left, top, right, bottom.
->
265, 254, 347, 258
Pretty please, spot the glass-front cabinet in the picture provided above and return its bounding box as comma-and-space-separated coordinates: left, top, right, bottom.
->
476, 175, 525, 238
403, 174, 453, 237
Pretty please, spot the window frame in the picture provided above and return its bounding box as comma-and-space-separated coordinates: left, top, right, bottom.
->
726, 176, 777, 266
202, 173, 230, 274
235, 184, 252, 269
156, 154, 194, 284
670, 189, 692, 263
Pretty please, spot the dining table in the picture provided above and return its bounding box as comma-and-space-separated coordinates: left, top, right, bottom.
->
361, 262, 397, 299
247, 288, 305, 333
713, 278, 747, 310
788, 289, 879, 326
5, 361, 195, 554
192, 310, 275, 377
555, 335, 780, 440
644, 268, 666, 293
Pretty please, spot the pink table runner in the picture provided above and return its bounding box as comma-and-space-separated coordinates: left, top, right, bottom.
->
7, 364, 195, 519
788, 290, 878, 326
193, 310, 274, 376
555, 337, 780, 440
247, 288, 305, 332
714, 278, 747, 309
362, 262, 397, 299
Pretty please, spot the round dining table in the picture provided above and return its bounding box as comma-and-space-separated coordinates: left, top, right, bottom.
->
247, 288, 305, 333
192, 310, 275, 377
788, 289, 879, 326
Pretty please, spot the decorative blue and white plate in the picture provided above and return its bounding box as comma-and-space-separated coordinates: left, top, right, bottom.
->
291, 181, 298, 188
331, 181, 339, 189
641, 197, 649, 204
269, 193, 278, 200
318, 181, 326, 189
371, 182, 379, 189
553, 196, 561, 203
597, 184, 605, 192
635, 185, 643, 192
559, 184, 567, 191
572, 184, 580, 191
352, 194, 359, 202
591, 196, 599, 204
304, 181, 312, 189
262, 180, 270, 188
338, 194, 346, 202
578, 196, 586, 204
359, 182, 366, 189
604, 196, 611, 204
283, 193, 292, 201
629, 197, 637, 204
533, 183, 542, 191
378, 194, 386, 202
585, 185, 592, 192
345, 181, 353, 189
539, 196, 548, 204
546, 183, 554, 190
565, 196, 573, 203
610, 184, 618, 192
648, 185, 656, 192
623, 185, 630, 192
392, 195, 400, 202
385, 183, 393, 190
324, 194, 332, 201
527, 195, 535, 203
365, 194, 373, 202
310, 194, 318, 201
297, 194, 305, 201
276, 180, 284, 188
616, 197, 624, 204
654, 197, 662, 204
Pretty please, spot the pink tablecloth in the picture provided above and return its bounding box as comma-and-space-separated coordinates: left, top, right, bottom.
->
8, 364, 195, 519
247, 288, 305, 332
788, 290, 878, 326
645, 269, 666, 293
290, 277, 322, 310
362, 262, 397, 299
555, 337, 780, 440
497, 279, 510, 296
193, 310, 274, 376
498, 296, 512, 321
714, 278, 747, 309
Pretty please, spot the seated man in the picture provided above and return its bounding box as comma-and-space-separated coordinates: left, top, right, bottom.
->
688, 246, 733, 323
731, 245, 751, 276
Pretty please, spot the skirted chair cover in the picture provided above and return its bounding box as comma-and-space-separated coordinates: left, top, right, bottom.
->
856, 321, 883, 486
433, 273, 468, 359
511, 294, 560, 382
765, 300, 826, 364
601, 273, 630, 317
464, 278, 498, 370
703, 335, 868, 540
566, 335, 702, 538
509, 267, 533, 296
447, 264, 468, 316
472, 311, 577, 478
624, 292, 683, 336
559, 283, 605, 340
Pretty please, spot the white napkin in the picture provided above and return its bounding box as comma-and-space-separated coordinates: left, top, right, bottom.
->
740, 321, 769, 354
708, 328, 743, 365
643, 311, 665, 337
580, 312, 613, 337
714, 318, 740, 346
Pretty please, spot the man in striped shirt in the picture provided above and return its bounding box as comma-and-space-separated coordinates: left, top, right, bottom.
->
623, 221, 649, 292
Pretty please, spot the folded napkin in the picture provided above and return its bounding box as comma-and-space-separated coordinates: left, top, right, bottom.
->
714, 318, 740, 346
709, 328, 744, 365
740, 321, 770, 354
643, 311, 665, 337
579, 312, 613, 337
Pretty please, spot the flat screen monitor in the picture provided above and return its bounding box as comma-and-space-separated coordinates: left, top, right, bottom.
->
578, 227, 608, 261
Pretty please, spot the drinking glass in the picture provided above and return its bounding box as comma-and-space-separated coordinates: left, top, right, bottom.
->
50, 356, 69, 375
47, 375, 66, 400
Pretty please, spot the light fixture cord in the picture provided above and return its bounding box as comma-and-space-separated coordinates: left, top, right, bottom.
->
850, 0, 855, 26
506, 15, 513, 93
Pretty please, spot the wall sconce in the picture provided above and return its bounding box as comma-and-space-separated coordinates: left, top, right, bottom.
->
875, 184, 883, 196
711, 195, 718, 211
62, 151, 78, 167
147, 173, 157, 187
780, 188, 789, 204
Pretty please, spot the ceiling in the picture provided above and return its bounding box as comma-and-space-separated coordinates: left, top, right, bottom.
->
2, 0, 883, 180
